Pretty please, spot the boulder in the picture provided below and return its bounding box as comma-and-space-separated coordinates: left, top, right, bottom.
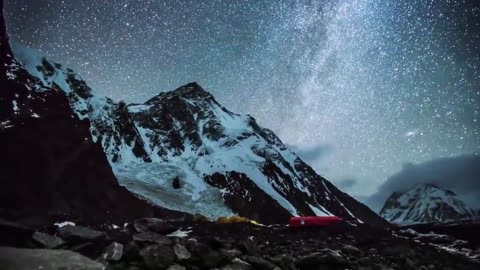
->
210, 237, 235, 249
167, 264, 186, 270
124, 241, 141, 262
32, 231, 65, 249
296, 249, 347, 270
383, 244, 415, 258
0, 219, 34, 247
0, 246, 105, 270
220, 248, 243, 260
245, 256, 278, 270
191, 242, 225, 268
133, 231, 173, 245
173, 244, 191, 260
139, 244, 176, 270
99, 242, 124, 262
185, 238, 198, 251
239, 237, 258, 255
133, 218, 178, 235
221, 258, 252, 270
269, 254, 296, 270
342, 244, 361, 255
58, 225, 106, 242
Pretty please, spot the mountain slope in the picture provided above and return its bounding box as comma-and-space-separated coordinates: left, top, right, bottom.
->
380, 184, 475, 225
0, 3, 182, 226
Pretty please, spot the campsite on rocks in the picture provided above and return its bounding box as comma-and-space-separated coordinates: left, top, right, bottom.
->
1, 0, 479, 269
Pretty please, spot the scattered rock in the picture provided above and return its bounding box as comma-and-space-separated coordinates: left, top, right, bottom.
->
139, 244, 176, 270
1, 217, 479, 270
0, 246, 105, 270
32, 231, 65, 249
133, 231, 173, 245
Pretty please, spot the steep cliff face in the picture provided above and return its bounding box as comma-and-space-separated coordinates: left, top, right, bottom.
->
0, 4, 181, 226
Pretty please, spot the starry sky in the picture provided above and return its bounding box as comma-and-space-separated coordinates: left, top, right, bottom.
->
5, 0, 480, 207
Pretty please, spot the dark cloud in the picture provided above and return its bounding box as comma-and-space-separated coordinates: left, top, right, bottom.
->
365, 154, 480, 212
286, 144, 333, 164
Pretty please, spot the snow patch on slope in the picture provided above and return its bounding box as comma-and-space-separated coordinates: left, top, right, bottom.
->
308, 203, 333, 217
10, 41, 72, 93
10, 40, 90, 120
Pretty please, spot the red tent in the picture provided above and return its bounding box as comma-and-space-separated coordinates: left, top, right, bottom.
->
289, 216, 343, 227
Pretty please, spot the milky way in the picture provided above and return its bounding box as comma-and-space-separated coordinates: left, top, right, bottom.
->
5, 0, 480, 199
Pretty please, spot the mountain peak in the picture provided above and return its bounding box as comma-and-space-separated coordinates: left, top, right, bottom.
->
173, 82, 213, 98
380, 183, 475, 225
183, 81, 203, 90
416, 183, 439, 189
410, 183, 459, 197
146, 82, 214, 105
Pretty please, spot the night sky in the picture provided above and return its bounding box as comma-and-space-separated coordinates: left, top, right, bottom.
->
5, 0, 480, 205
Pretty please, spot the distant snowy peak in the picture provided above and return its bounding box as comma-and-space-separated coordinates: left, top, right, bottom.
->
380, 184, 476, 225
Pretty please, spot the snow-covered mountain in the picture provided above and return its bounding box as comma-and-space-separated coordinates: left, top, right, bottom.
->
379, 184, 476, 225
4, 23, 386, 225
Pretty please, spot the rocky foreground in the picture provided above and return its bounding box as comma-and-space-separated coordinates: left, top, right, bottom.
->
1, 218, 479, 270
